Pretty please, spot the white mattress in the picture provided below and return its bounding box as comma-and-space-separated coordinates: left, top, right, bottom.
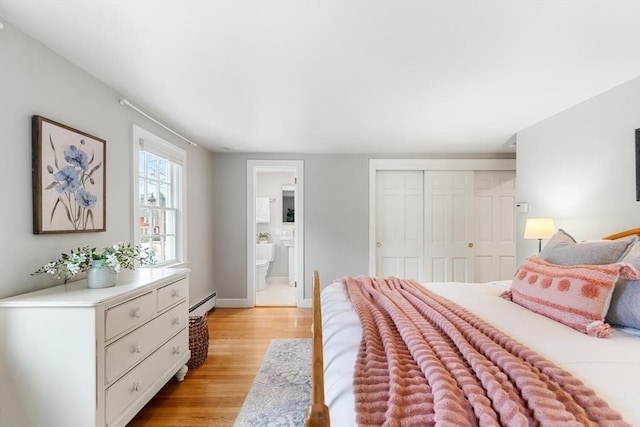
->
321, 280, 640, 426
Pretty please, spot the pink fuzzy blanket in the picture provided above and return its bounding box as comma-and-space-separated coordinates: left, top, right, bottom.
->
342, 276, 629, 427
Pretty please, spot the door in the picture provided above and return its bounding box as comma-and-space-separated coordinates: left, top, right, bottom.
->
370, 159, 516, 283
246, 160, 304, 308
473, 171, 517, 282
375, 170, 424, 280
424, 171, 475, 282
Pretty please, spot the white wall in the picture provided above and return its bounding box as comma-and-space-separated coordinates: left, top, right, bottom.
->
516, 77, 640, 264
213, 153, 371, 301
0, 18, 216, 307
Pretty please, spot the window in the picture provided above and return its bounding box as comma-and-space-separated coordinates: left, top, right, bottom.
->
133, 125, 186, 266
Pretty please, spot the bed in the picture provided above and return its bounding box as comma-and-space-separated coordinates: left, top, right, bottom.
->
305, 228, 640, 427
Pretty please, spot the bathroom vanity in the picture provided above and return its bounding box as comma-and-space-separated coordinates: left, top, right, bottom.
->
281, 236, 295, 286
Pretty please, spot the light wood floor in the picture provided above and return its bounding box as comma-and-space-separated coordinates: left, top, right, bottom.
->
128, 306, 313, 427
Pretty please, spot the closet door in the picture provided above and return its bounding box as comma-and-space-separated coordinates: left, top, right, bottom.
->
474, 171, 516, 282
424, 171, 475, 282
375, 170, 424, 280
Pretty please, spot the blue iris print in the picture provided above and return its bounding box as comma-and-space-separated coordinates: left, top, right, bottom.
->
45, 137, 103, 230
64, 145, 89, 171
54, 165, 81, 193
76, 188, 97, 208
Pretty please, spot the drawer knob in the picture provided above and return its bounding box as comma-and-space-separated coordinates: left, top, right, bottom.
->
130, 307, 141, 318
131, 380, 142, 392
131, 344, 141, 354
171, 289, 180, 298
171, 316, 180, 325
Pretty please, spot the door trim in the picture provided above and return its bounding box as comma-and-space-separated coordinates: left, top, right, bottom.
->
369, 158, 516, 276
247, 160, 305, 307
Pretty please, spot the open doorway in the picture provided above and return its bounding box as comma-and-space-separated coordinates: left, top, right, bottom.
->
246, 160, 304, 307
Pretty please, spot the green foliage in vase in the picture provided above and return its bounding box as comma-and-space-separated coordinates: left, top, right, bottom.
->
32, 242, 155, 283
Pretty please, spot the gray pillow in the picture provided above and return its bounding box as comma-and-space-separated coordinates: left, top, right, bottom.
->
606, 279, 640, 329
621, 240, 640, 270
606, 241, 640, 330
539, 229, 637, 266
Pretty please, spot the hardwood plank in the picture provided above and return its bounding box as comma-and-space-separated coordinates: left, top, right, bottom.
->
128, 307, 312, 427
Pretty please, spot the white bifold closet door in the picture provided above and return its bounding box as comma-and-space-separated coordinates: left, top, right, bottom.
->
473, 171, 517, 283
424, 170, 475, 282
375, 169, 515, 283
375, 170, 424, 280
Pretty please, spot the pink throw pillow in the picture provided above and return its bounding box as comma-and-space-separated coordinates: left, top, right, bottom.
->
502, 257, 640, 337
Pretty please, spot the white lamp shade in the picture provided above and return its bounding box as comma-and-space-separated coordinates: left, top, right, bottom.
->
524, 218, 556, 240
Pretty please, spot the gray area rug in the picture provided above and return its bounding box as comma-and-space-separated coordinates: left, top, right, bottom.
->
234, 338, 311, 427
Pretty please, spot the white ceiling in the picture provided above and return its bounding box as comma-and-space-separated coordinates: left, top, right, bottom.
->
1, 1, 639, 154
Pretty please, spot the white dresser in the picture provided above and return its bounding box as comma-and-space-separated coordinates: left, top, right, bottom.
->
0, 268, 191, 427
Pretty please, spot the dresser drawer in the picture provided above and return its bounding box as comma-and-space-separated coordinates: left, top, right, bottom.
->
157, 278, 187, 312
105, 292, 155, 341
105, 301, 188, 384
105, 329, 188, 426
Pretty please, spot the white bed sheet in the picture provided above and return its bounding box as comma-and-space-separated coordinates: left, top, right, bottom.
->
321, 281, 640, 426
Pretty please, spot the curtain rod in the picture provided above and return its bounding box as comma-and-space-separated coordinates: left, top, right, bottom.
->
119, 98, 198, 147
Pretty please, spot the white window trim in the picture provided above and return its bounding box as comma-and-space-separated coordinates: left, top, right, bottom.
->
132, 124, 187, 267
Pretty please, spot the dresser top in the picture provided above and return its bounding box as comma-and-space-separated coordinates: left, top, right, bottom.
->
0, 268, 189, 308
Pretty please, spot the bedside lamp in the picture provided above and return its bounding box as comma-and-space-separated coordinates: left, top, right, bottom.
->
524, 218, 556, 253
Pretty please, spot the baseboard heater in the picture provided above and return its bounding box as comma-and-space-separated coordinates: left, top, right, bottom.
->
189, 291, 217, 315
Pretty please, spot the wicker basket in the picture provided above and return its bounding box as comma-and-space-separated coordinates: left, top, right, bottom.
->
187, 313, 209, 369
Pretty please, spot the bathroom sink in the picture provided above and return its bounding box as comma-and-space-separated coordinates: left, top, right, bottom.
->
280, 237, 295, 247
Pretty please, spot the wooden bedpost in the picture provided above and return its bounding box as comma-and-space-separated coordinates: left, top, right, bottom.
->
305, 270, 330, 427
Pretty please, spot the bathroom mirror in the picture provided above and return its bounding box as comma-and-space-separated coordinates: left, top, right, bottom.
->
282, 185, 295, 223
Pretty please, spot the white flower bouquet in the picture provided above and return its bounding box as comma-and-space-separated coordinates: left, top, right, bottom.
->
32, 242, 155, 283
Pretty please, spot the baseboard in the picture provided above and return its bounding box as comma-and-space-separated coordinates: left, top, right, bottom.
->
215, 297, 310, 309
189, 291, 217, 316
300, 298, 312, 308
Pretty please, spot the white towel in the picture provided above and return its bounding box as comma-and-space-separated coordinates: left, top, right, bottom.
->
256, 197, 271, 223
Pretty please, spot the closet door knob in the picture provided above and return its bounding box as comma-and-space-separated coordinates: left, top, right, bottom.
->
376, 242, 382, 247
468, 243, 474, 248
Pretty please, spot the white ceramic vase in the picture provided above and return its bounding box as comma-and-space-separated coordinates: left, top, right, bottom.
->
86, 260, 118, 289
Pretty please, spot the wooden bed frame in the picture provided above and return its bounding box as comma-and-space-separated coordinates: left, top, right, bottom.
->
603, 227, 640, 240
305, 270, 330, 427
304, 228, 640, 427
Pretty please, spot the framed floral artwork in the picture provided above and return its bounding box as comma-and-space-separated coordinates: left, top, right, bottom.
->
32, 115, 106, 233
